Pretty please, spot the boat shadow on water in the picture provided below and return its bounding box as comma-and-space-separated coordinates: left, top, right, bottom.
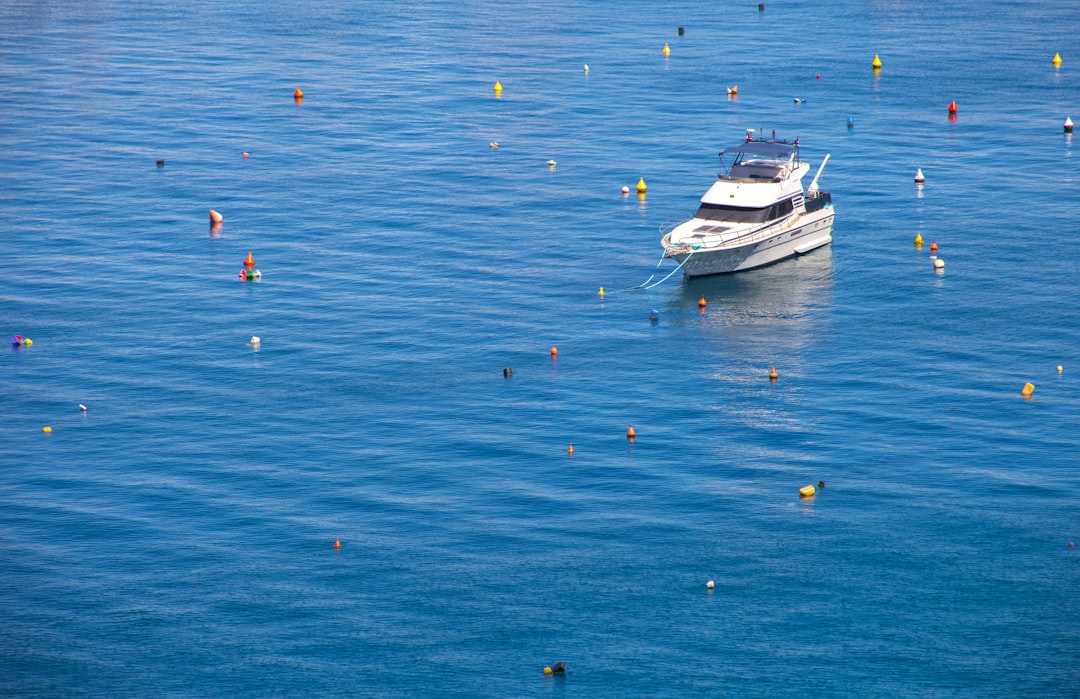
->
674, 244, 835, 331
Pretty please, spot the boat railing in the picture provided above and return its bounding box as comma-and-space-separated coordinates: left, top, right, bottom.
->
664, 213, 801, 253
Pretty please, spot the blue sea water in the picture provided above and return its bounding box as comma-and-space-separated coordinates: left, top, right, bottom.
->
2, 0, 1079, 696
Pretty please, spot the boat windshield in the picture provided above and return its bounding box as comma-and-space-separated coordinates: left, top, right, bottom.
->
695, 198, 795, 223
719, 142, 797, 178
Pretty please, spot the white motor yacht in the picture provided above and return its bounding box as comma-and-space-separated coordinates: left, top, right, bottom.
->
660, 136, 834, 277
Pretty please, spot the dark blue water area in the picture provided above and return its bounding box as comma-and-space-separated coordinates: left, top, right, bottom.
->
2, 0, 1080, 696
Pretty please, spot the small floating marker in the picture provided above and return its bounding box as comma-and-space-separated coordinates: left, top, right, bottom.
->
706, 579, 714, 589
156, 159, 165, 167
649, 310, 659, 324
242, 152, 250, 159
293, 87, 303, 101
846, 116, 854, 128
244, 251, 255, 268
550, 346, 557, 357
816, 73, 821, 80
1052, 52, 1062, 66
209, 209, 223, 224
678, 26, 685, 36
1021, 382, 1035, 397
698, 296, 706, 309
872, 54, 882, 69
250, 336, 261, 346
929, 241, 937, 254
493, 80, 503, 93
914, 168, 925, 184
627, 424, 636, 440
503, 367, 512, 377
1065, 117, 1074, 134
42, 426, 52, 433
636, 177, 647, 194
598, 286, 605, 297
583, 64, 589, 73
543, 667, 553, 676
1057, 365, 1063, 373
79, 404, 88, 412
23, 338, 31, 346
726, 85, 738, 95
662, 43, 671, 56
933, 258, 945, 269
769, 366, 778, 380
948, 100, 958, 115
334, 539, 341, 548
11, 335, 23, 346
794, 98, 805, 104
567, 444, 574, 455
758, 2, 765, 10
799, 484, 816, 498
914, 233, 923, 245
818, 480, 825, 488
548, 159, 557, 167
621, 185, 630, 195
1070, 541, 1075, 548
489, 142, 498, 149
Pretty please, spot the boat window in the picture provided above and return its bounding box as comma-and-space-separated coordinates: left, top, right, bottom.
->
695, 198, 795, 223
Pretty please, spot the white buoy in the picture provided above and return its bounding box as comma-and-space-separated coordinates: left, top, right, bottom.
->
706, 580, 715, 589
547, 160, 556, 167
79, 403, 88, 412
1065, 117, 1074, 134
621, 185, 630, 194
583, 64, 589, 73
489, 142, 499, 149
250, 336, 261, 345
914, 168, 925, 184
933, 258, 945, 269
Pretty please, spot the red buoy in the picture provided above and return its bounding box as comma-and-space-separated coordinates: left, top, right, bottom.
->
948, 100, 958, 115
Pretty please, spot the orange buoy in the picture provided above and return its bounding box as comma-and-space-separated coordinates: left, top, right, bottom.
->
1021, 382, 1035, 397
294, 87, 303, 100
929, 241, 938, 254
948, 100, 957, 115
209, 209, 223, 224
799, 484, 816, 498
769, 366, 778, 380
567, 444, 574, 455
698, 296, 706, 309
334, 539, 341, 548
550, 346, 558, 357
244, 252, 255, 268
626, 424, 636, 440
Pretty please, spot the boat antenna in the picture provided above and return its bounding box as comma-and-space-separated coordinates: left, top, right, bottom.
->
807, 153, 831, 194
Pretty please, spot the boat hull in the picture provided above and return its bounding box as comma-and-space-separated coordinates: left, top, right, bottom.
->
668, 208, 834, 277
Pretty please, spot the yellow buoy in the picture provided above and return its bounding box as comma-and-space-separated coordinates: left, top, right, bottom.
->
769, 366, 778, 380
1021, 382, 1035, 397
799, 484, 816, 498
636, 177, 647, 194
23, 338, 32, 346
662, 43, 671, 56
543, 667, 553, 675
43, 426, 52, 433
914, 233, 923, 245
1052, 52, 1062, 66
598, 287, 604, 297
872, 54, 882, 69
1057, 365, 1063, 373
493, 80, 503, 93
